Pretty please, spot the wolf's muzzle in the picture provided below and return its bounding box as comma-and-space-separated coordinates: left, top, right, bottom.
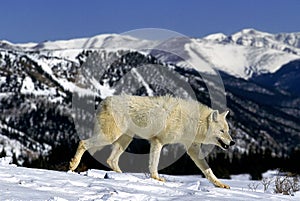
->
218, 139, 235, 150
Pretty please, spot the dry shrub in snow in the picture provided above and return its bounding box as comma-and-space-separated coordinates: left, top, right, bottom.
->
274, 175, 300, 196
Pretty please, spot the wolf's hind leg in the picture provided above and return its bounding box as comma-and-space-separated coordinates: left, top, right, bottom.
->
69, 140, 87, 171
149, 138, 165, 182
107, 135, 132, 173
69, 135, 109, 171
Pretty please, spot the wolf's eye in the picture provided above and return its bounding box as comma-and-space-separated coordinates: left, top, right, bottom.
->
220, 129, 225, 133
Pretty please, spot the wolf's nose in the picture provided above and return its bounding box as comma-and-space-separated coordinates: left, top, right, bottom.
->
230, 141, 235, 146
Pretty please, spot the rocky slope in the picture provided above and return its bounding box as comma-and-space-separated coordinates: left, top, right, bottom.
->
0, 29, 299, 175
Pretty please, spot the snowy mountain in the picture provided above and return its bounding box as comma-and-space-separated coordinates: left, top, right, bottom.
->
0, 34, 157, 52
2, 28, 300, 79
201, 29, 300, 78
206, 29, 300, 54
0, 29, 299, 177
150, 30, 300, 79
1, 157, 299, 200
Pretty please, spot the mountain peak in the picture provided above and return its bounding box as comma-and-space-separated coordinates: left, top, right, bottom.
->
239, 28, 270, 35
230, 28, 272, 44
203, 33, 227, 41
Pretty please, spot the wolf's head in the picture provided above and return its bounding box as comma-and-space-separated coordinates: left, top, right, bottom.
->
204, 110, 235, 150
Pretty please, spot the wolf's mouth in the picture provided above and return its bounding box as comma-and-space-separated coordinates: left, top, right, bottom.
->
217, 138, 229, 150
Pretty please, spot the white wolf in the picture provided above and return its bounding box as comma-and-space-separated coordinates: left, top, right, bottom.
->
69, 95, 235, 188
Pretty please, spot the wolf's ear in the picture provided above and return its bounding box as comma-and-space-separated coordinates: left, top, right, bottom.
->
222, 110, 229, 118
209, 110, 219, 122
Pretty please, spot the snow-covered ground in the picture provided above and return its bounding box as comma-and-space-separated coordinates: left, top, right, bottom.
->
0, 157, 298, 201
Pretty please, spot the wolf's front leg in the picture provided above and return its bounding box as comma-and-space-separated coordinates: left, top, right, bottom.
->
187, 143, 230, 189
107, 135, 133, 173
203, 168, 230, 189
149, 138, 165, 182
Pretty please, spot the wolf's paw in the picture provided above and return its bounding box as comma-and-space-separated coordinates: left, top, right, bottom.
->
151, 175, 166, 182
215, 182, 230, 189
69, 158, 77, 171
113, 168, 122, 173
107, 159, 122, 173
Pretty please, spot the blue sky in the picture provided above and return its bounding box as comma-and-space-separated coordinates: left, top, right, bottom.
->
1, 0, 300, 43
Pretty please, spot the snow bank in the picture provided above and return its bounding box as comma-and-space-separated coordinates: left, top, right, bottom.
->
0, 156, 13, 166
0, 161, 299, 200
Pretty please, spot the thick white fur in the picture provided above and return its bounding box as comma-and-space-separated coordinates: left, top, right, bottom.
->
70, 95, 233, 188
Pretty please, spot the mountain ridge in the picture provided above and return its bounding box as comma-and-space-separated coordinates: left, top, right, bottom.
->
1, 28, 300, 80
